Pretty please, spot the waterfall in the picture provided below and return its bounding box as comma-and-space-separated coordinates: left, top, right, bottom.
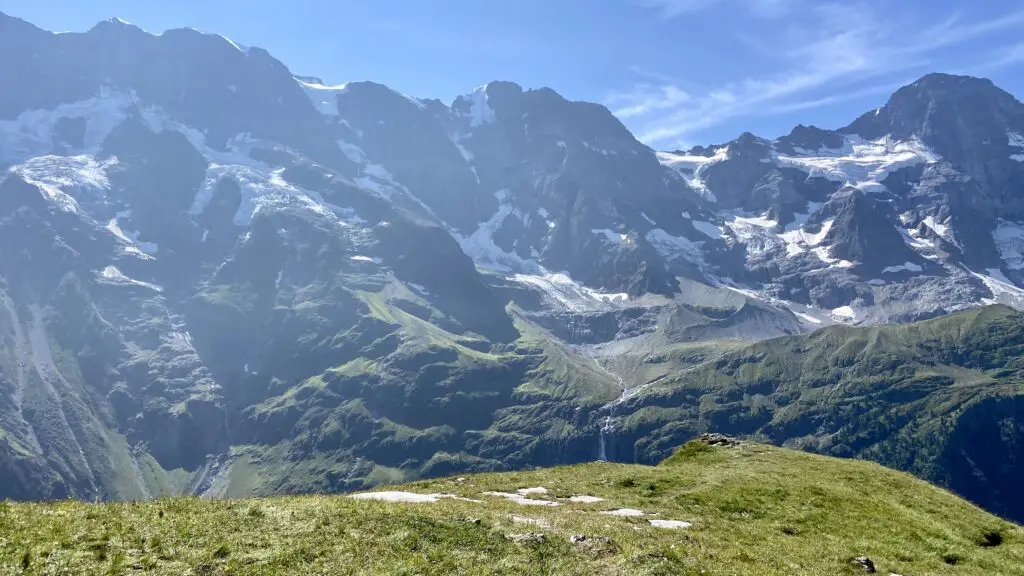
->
598, 415, 614, 462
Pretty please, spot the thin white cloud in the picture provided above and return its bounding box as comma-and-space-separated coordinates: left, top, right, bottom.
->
766, 82, 907, 115
642, 0, 792, 19
641, 0, 725, 19
607, 84, 690, 118
614, 3, 1024, 145
970, 43, 1024, 75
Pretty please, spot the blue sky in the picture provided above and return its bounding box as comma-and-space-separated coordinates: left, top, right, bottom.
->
3, 0, 1024, 149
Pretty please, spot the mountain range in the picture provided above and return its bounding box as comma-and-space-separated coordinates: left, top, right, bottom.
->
1, 12, 1022, 524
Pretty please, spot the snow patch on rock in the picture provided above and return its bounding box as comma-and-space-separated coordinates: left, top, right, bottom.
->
656, 147, 727, 202
295, 79, 347, 116
792, 310, 823, 324
99, 266, 163, 292
994, 221, 1024, 270
191, 164, 334, 226
462, 85, 496, 127
970, 268, 1024, 307
592, 228, 631, 245
1009, 132, 1024, 162
774, 135, 938, 191
350, 255, 381, 264
780, 219, 833, 258
0, 88, 133, 161
456, 190, 537, 272
923, 216, 952, 243
10, 155, 117, 201
831, 306, 856, 322
337, 140, 366, 163
881, 262, 923, 274
513, 273, 629, 313
691, 220, 724, 240
645, 229, 705, 265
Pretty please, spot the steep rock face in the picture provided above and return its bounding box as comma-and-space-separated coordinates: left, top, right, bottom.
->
649, 73, 1024, 324
0, 14, 349, 170
839, 74, 1024, 269
329, 80, 702, 296
822, 189, 928, 274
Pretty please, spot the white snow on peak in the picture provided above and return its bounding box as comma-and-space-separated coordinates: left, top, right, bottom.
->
726, 225, 782, 258
8, 155, 117, 213
99, 266, 163, 292
922, 215, 952, 242
190, 164, 334, 226
103, 217, 157, 257
0, 88, 134, 161
901, 226, 936, 251
881, 262, 923, 274
465, 85, 497, 127
449, 133, 474, 162
592, 228, 632, 245
725, 213, 779, 251
296, 79, 347, 116
970, 267, 1024, 307
779, 219, 833, 257
792, 310, 823, 324
994, 220, 1024, 270
105, 218, 133, 244
350, 255, 381, 264
583, 141, 618, 156
337, 140, 366, 163
1009, 132, 1024, 162
691, 220, 724, 239
218, 34, 250, 54
656, 148, 727, 202
512, 273, 629, 313
831, 305, 856, 322
455, 190, 537, 272
774, 135, 938, 191
731, 213, 777, 229
447, 133, 480, 183
645, 228, 705, 266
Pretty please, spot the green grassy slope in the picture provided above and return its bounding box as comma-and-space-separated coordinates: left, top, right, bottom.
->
614, 304, 1024, 522
2, 439, 1021, 575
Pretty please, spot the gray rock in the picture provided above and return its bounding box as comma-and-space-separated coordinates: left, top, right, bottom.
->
851, 556, 877, 573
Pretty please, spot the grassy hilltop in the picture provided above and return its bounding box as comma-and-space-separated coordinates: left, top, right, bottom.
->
1, 438, 1021, 575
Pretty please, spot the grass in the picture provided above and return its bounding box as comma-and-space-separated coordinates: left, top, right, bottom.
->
1, 441, 1020, 575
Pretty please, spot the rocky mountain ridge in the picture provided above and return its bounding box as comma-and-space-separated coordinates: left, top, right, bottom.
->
1, 11, 1023, 525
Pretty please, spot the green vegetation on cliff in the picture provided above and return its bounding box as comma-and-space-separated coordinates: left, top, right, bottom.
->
615, 304, 1024, 522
